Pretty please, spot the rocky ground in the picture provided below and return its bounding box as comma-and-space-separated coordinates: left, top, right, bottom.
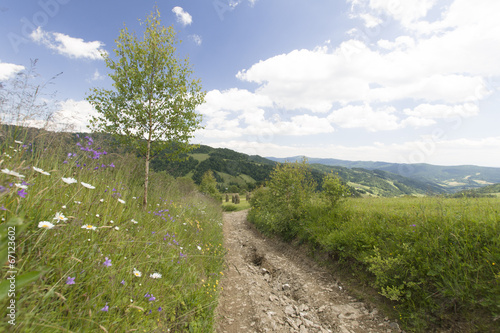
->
215, 210, 403, 333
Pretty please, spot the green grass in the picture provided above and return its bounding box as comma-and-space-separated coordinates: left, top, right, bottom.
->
0, 128, 225, 332
189, 153, 210, 162
221, 194, 250, 212
249, 193, 500, 332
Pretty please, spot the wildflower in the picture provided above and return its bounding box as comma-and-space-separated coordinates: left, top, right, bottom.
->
53, 212, 68, 222
109, 163, 115, 168
101, 303, 109, 312
33, 167, 50, 175
114, 226, 119, 231
15, 183, 28, 189
100, 199, 104, 202
38, 221, 55, 229
66, 277, 75, 285
150, 272, 162, 279
74, 201, 82, 204
103, 257, 112, 267
133, 268, 142, 277
2, 168, 25, 178
158, 307, 162, 311
14, 140, 23, 144
117, 198, 125, 204
148, 295, 156, 301
197, 246, 202, 251
81, 224, 97, 230
62, 177, 77, 184
121, 280, 125, 285
110, 220, 114, 223
17, 189, 27, 198
131, 219, 138, 224
96, 214, 100, 217
81, 182, 95, 189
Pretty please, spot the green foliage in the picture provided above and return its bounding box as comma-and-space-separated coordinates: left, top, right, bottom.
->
321, 173, 350, 208
0, 128, 224, 332
248, 159, 316, 237
199, 170, 220, 201
87, 7, 205, 207
221, 204, 238, 212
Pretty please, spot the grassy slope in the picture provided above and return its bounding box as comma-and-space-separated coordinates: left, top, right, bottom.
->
0, 128, 225, 332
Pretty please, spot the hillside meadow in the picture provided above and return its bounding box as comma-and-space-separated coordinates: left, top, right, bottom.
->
248, 162, 500, 333
0, 127, 225, 332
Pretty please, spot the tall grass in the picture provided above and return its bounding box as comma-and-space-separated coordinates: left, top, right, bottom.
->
0, 127, 225, 332
249, 189, 500, 332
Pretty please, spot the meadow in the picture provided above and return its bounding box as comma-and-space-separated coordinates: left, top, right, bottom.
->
248, 162, 500, 332
0, 127, 225, 332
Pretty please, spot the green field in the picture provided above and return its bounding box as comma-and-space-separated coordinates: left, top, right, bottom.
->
248, 172, 500, 332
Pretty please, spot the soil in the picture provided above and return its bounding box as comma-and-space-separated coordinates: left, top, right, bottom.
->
215, 210, 403, 333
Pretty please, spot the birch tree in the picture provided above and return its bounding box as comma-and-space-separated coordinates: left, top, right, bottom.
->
87, 8, 205, 208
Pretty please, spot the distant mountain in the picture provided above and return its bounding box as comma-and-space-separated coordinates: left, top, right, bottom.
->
267, 156, 500, 192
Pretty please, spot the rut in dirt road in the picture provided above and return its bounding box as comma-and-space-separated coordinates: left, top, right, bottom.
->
215, 210, 403, 333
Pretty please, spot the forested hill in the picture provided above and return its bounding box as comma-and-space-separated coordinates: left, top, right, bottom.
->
268, 156, 500, 193
149, 144, 448, 196
150, 145, 277, 192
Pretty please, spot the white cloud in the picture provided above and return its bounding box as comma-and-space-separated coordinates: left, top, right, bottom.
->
0, 61, 24, 81
190, 34, 202, 46
403, 103, 479, 119
172, 7, 192, 26
196, 88, 334, 139
204, 136, 500, 167
30, 27, 105, 60
327, 104, 400, 132
87, 69, 105, 82
53, 99, 97, 132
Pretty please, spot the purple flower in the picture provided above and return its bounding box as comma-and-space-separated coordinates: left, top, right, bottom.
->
109, 163, 115, 168
101, 303, 109, 312
121, 280, 125, 285
66, 277, 75, 285
144, 293, 150, 298
63, 160, 68, 164
158, 307, 162, 312
148, 295, 156, 302
76, 142, 81, 147
17, 189, 27, 198
103, 257, 112, 267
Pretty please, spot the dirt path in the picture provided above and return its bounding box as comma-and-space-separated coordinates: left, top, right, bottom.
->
215, 210, 402, 333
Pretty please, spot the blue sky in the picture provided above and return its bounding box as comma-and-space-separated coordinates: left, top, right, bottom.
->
1, 0, 500, 167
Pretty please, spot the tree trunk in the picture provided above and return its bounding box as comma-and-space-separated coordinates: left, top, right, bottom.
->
143, 138, 151, 209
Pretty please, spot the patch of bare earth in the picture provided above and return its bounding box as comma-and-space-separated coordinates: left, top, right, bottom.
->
215, 210, 403, 333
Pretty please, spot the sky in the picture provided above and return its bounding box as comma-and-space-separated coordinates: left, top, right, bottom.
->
1, 0, 500, 167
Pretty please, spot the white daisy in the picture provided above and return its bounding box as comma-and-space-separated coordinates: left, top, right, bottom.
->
38, 221, 55, 229
14, 140, 23, 144
131, 219, 138, 224
33, 167, 50, 175
117, 199, 125, 204
81, 182, 95, 189
197, 246, 202, 251
114, 226, 120, 230
53, 212, 68, 222
15, 183, 28, 189
81, 224, 97, 230
1, 168, 25, 178
133, 268, 142, 277
62, 177, 78, 184
150, 272, 162, 279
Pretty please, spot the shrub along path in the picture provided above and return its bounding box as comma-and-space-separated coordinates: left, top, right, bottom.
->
215, 210, 401, 333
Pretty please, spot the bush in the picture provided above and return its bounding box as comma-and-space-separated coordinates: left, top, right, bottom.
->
221, 204, 238, 212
